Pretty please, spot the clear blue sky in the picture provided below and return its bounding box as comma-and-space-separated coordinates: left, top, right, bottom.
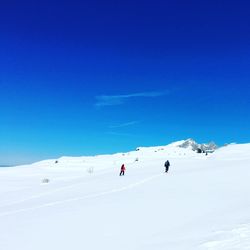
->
0, 0, 249, 165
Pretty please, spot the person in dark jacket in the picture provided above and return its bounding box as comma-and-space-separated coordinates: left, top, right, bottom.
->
164, 160, 170, 173
120, 164, 126, 176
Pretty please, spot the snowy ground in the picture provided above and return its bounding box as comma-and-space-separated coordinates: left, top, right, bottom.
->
0, 142, 250, 250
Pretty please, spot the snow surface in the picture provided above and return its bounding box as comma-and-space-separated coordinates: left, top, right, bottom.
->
0, 141, 250, 250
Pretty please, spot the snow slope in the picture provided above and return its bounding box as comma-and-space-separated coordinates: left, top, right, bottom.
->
0, 141, 249, 250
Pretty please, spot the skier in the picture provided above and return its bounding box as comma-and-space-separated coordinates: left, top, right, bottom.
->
164, 160, 170, 173
120, 164, 126, 176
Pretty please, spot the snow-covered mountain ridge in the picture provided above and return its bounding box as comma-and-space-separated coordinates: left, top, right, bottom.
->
30, 139, 218, 168
177, 138, 218, 152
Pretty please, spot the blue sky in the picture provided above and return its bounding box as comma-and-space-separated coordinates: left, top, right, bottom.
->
0, 0, 249, 165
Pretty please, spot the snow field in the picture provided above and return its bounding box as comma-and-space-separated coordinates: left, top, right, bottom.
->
0, 142, 249, 250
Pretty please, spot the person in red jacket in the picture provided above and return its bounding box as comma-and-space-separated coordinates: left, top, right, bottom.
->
120, 164, 126, 176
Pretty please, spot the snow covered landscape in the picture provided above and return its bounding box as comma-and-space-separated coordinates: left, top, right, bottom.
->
0, 139, 250, 250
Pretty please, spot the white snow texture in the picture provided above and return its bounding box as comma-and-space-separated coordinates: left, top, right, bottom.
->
0, 140, 249, 250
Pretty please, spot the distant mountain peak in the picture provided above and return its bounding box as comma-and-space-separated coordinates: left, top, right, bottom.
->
177, 139, 218, 152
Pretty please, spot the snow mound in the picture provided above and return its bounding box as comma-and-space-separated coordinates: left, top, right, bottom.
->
211, 143, 250, 160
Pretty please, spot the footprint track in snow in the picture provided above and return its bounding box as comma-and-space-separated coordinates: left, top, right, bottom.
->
0, 173, 163, 217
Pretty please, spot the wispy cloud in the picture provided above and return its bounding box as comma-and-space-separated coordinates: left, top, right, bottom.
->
95, 90, 169, 107
109, 121, 139, 129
